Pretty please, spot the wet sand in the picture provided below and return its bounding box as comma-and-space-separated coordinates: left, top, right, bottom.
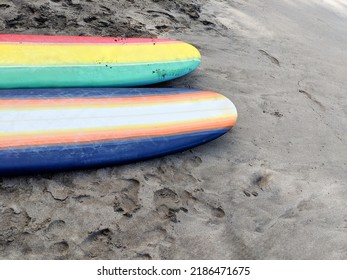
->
0, 0, 346, 259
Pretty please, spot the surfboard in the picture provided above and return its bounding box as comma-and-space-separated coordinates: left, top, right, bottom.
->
0, 34, 201, 89
0, 88, 237, 175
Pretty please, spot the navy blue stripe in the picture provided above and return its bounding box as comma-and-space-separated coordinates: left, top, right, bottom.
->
0, 129, 229, 176
0, 88, 199, 99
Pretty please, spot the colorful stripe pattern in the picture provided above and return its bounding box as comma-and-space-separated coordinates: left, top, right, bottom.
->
0, 34, 201, 88
0, 88, 237, 175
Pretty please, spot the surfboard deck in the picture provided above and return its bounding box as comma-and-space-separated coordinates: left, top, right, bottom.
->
0, 88, 237, 175
0, 34, 201, 89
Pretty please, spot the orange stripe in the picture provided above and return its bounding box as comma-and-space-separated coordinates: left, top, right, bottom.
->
0, 117, 236, 149
0, 91, 221, 109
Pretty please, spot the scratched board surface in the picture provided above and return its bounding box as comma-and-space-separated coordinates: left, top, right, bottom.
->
0, 88, 237, 175
0, 34, 201, 88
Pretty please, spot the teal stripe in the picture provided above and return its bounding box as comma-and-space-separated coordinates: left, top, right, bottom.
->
0, 60, 200, 88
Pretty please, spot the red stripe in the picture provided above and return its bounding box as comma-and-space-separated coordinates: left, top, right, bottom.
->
0, 34, 176, 44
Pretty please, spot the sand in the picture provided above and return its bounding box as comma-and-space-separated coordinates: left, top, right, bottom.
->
0, 0, 346, 259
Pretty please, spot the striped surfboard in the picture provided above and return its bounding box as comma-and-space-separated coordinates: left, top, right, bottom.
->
0, 34, 201, 88
0, 88, 237, 175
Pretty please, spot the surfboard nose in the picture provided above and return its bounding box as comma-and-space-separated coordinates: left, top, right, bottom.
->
227, 95, 238, 121
214, 92, 238, 128
183, 41, 202, 62
228, 98, 238, 127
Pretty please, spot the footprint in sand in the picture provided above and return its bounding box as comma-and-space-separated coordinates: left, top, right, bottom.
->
181, 190, 226, 219
0, 207, 31, 243
49, 240, 69, 254
113, 179, 141, 218
80, 228, 113, 258
154, 188, 181, 223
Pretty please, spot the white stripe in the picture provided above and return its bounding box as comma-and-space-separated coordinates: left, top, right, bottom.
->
0, 100, 236, 134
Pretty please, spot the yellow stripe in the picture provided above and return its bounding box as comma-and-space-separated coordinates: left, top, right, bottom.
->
0, 42, 201, 66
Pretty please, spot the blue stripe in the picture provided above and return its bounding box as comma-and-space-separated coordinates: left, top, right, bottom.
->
0, 88, 199, 99
0, 129, 229, 176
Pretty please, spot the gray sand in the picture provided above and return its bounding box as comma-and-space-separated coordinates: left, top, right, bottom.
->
0, 0, 346, 259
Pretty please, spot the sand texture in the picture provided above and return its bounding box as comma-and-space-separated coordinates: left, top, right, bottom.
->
0, 0, 346, 259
